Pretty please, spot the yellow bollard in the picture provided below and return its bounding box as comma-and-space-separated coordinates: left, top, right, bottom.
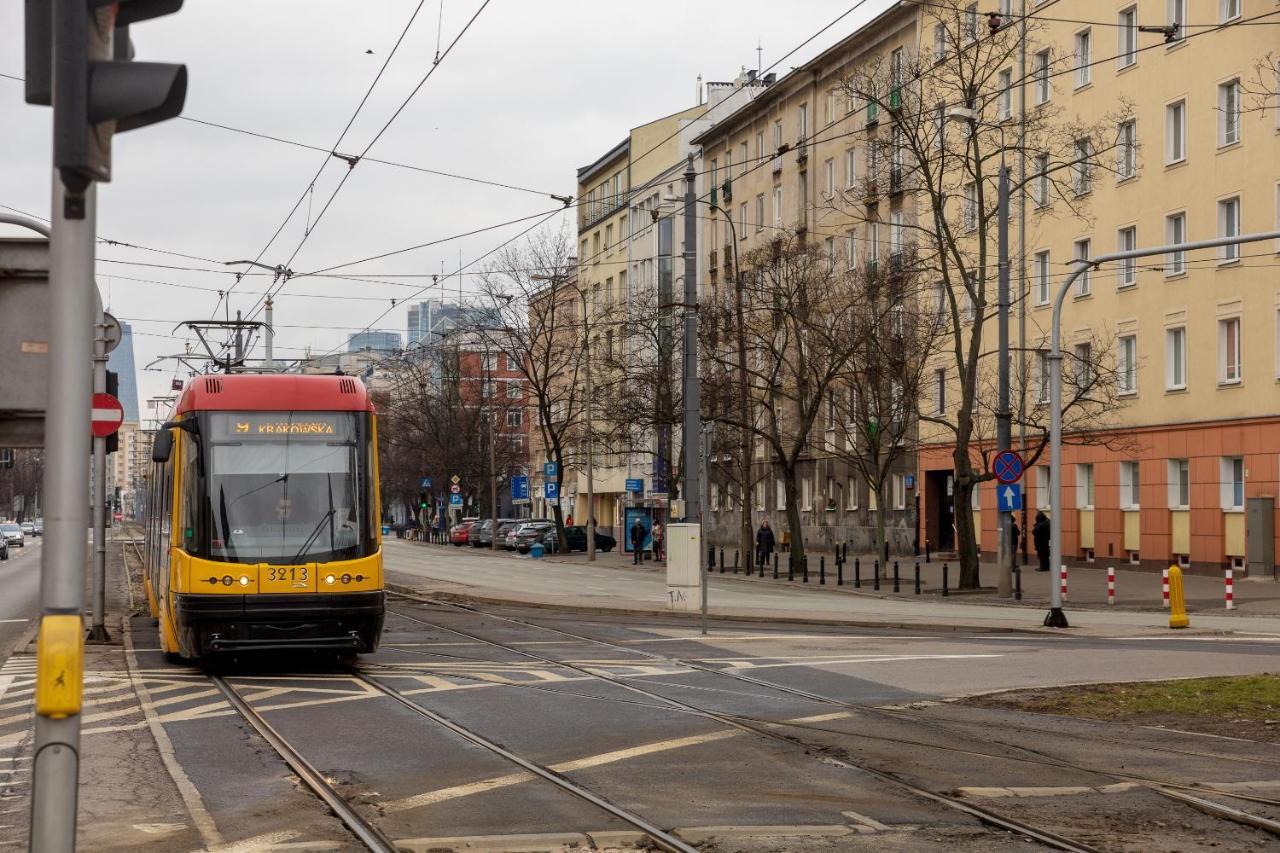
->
1168, 565, 1189, 629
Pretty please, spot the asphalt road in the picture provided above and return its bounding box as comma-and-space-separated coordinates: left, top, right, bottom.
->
0, 538, 41, 656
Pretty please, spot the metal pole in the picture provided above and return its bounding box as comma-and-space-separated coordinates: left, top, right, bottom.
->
681, 154, 701, 521
88, 310, 110, 644
264, 295, 274, 368
1017, 0, 1029, 569
489, 349, 498, 552
996, 164, 1012, 599
701, 422, 712, 635
1046, 228, 1280, 628
584, 288, 595, 561
30, 179, 96, 853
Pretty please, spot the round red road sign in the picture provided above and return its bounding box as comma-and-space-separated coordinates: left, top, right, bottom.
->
91, 392, 125, 438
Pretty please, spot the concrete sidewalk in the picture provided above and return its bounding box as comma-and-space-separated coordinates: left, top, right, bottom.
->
387, 540, 1280, 636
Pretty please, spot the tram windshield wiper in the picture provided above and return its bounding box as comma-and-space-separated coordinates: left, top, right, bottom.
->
291, 472, 336, 564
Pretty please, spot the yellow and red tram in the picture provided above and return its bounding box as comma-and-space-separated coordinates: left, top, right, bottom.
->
143, 374, 384, 659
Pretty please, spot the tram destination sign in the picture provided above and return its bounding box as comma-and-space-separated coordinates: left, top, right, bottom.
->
211, 413, 353, 440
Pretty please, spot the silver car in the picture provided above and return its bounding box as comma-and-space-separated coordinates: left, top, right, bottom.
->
0, 524, 24, 548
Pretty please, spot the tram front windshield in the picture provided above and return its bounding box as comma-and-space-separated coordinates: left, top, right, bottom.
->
205, 412, 370, 564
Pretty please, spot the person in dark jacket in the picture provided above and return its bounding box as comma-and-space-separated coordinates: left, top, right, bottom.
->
1032, 511, 1051, 572
755, 519, 776, 567
630, 518, 646, 565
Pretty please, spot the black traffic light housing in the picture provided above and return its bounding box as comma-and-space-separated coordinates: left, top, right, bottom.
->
105, 369, 119, 454
26, 1, 187, 213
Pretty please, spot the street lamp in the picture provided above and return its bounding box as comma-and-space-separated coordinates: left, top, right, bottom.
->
531, 272, 596, 561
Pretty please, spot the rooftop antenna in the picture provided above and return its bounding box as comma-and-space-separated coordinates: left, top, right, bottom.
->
696, 73, 702, 105
756, 39, 762, 73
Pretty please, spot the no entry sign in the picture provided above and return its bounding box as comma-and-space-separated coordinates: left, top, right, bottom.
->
91, 393, 124, 438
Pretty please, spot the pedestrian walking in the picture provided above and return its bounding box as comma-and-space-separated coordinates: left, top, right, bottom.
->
1010, 518, 1021, 563
755, 519, 775, 568
565, 513, 575, 527
1032, 511, 1050, 572
651, 520, 665, 561
630, 517, 646, 565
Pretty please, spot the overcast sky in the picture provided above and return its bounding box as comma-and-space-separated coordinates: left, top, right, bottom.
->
2, 0, 892, 410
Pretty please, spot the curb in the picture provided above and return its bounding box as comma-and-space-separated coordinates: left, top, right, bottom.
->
384, 582, 1093, 636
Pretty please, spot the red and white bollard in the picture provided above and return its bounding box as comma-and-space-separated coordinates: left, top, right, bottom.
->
1107, 566, 1115, 606
1162, 567, 1170, 608
1225, 568, 1234, 611
1060, 565, 1068, 602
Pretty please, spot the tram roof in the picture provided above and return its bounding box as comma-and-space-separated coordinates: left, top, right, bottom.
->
176, 374, 374, 414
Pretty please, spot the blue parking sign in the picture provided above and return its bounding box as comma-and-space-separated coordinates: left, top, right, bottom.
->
544, 481, 559, 500
449, 494, 463, 507
997, 483, 1022, 512
543, 461, 558, 479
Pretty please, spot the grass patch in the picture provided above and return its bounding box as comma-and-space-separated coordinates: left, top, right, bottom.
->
974, 674, 1280, 742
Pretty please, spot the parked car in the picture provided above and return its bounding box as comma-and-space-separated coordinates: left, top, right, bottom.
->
512, 522, 556, 553
503, 519, 551, 550
492, 520, 521, 549
32, 519, 42, 536
449, 519, 479, 546
20, 522, 34, 536
0, 524, 24, 548
472, 519, 518, 548
543, 525, 616, 554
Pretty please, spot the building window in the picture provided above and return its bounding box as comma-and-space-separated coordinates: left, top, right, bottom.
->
1220, 456, 1244, 510
801, 476, 813, 511
1117, 120, 1136, 180
1167, 0, 1186, 41
1033, 153, 1050, 208
964, 2, 978, 43
963, 182, 977, 231
1118, 6, 1137, 68
773, 186, 783, 227
1118, 334, 1137, 394
893, 474, 906, 510
773, 120, 782, 151
1166, 326, 1187, 390
710, 481, 720, 511
798, 102, 808, 140
934, 22, 947, 61
847, 231, 858, 270
754, 480, 765, 510
1074, 341, 1093, 388
844, 149, 856, 188
934, 366, 947, 414
1034, 250, 1050, 305
756, 131, 765, 163
867, 221, 880, 267
823, 158, 835, 197
889, 212, 903, 258
1037, 350, 1051, 403
1168, 458, 1190, 508
738, 202, 747, 239
1073, 138, 1092, 195
797, 172, 808, 221
1033, 49, 1051, 104
823, 236, 835, 269
1219, 316, 1241, 383
1218, 79, 1241, 147
506, 408, 522, 428
1217, 196, 1240, 262
1120, 461, 1140, 509
932, 280, 946, 320
507, 380, 521, 399
755, 194, 764, 232
1220, 0, 1240, 24
825, 90, 835, 125
1118, 226, 1137, 287
847, 476, 859, 510
1076, 463, 1095, 508
1165, 100, 1186, 164
740, 141, 748, 176
1035, 465, 1051, 509
1073, 239, 1091, 296
776, 477, 786, 510
1165, 212, 1186, 275
997, 68, 1012, 120
1074, 29, 1092, 88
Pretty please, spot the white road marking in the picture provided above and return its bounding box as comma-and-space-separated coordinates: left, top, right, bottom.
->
203, 829, 301, 852
960, 782, 1141, 798
0, 620, 28, 624
384, 711, 851, 813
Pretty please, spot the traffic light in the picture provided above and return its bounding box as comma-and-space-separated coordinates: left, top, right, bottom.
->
25, 1, 187, 210
419, 492, 428, 509
105, 369, 119, 454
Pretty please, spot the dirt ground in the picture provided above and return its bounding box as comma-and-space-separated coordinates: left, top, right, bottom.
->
967, 673, 1280, 743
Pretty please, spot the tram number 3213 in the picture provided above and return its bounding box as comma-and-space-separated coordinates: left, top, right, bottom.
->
268, 566, 309, 582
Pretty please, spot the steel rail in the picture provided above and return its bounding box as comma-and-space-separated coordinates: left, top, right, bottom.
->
209, 675, 398, 853
348, 671, 698, 853
383, 599, 1102, 853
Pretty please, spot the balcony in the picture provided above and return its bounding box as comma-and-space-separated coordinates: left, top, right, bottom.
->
772, 154, 783, 173
863, 181, 879, 207
795, 138, 808, 164
889, 167, 903, 196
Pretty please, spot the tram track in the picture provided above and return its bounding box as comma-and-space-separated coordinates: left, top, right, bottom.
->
385, 594, 1280, 845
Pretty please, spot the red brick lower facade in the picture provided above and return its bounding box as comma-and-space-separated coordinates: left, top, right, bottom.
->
918, 417, 1280, 577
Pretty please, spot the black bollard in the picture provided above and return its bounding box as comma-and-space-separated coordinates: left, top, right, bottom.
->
942, 562, 949, 597
733, 550, 739, 574
925, 539, 931, 564
720, 548, 726, 573
787, 554, 794, 582
854, 557, 861, 588
708, 545, 715, 572
837, 555, 843, 585
893, 560, 900, 593
773, 553, 779, 579
802, 556, 809, 583
873, 559, 881, 591
1014, 566, 1022, 601
819, 556, 826, 584
914, 561, 921, 594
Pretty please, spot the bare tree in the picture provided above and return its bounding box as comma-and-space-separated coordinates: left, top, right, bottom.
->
475, 226, 585, 551
836, 2, 1135, 588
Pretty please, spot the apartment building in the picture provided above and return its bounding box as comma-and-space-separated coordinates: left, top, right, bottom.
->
692, 4, 921, 553
913, 1, 1280, 575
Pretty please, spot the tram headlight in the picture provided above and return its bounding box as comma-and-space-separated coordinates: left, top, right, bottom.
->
221, 575, 233, 586
325, 574, 336, 585
239, 576, 250, 586
341, 574, 352, 584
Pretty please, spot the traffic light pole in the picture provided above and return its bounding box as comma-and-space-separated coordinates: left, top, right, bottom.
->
88, 310, 110, 644
30, 178, 96, 853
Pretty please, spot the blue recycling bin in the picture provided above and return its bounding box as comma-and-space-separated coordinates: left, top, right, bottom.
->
530, 542, 544, 559
381, 524, 390, 537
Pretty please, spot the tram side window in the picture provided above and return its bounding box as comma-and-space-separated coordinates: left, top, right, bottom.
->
180, 432, 201, 553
